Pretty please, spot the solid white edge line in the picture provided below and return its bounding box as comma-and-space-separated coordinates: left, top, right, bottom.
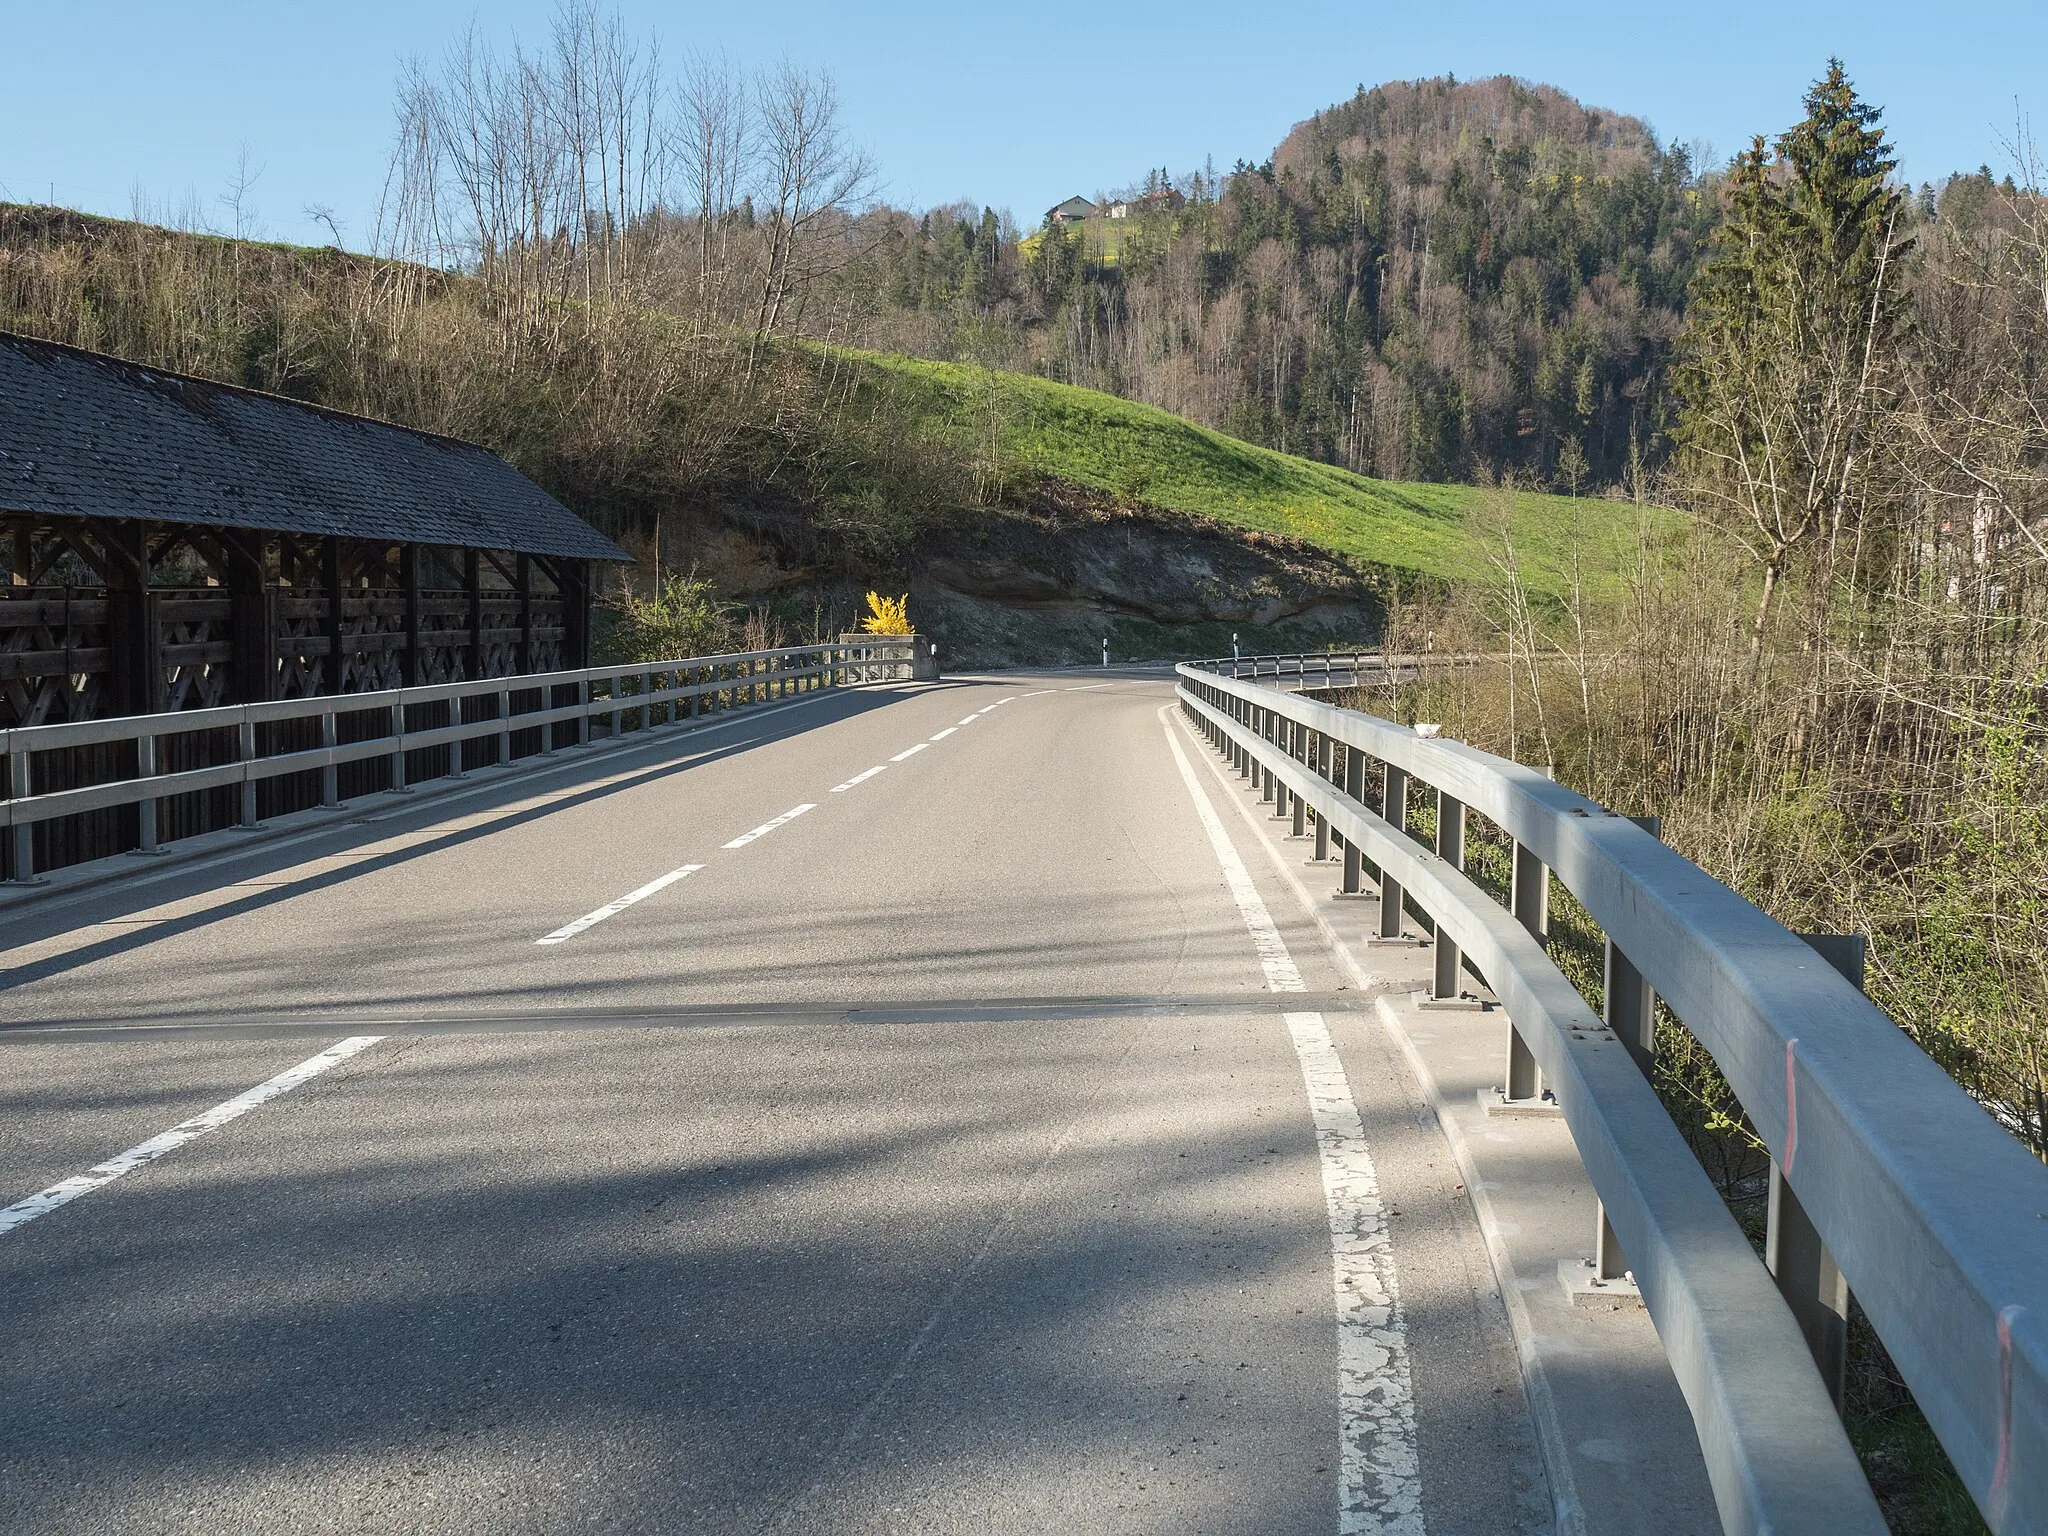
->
1162, 715, 1422, 1536
722, 803, 817, 849
1168, 702, 1585, 1536
536, 863, 704, 943
0, 1035, 385, 1238
889, 744, 928, 762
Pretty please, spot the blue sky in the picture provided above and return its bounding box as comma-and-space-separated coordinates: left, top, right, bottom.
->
3, 1, 2042, 248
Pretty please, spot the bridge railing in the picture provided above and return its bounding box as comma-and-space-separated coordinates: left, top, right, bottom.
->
1179, 658, 2048, 1536
2, 638, 920, 884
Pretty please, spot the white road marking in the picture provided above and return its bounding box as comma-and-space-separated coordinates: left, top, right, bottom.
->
723, 804, 816, 848
0, 1036, 384, 1238
831, 766, 887, 793
957, 715, 979, 726
1067, 683, 1113, 691
1163, 719, 1422, 1536
929, 727, 957, 741
1018, 689, 1057, 697
890, 744, 928, 762
537, 864, 704, 943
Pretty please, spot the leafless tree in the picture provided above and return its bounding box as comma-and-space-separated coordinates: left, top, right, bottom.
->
676, 51, 751, 328
750, 60, 875, 353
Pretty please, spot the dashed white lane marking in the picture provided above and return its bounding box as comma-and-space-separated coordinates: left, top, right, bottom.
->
957, 715, 979, 726
1018, 689, 1057, 698
723, 804, 816, 848
831, 766, 887, 793
1163, 718, 1422, 1536
0, 1036, 384, 1239
1067, 682, 1113, 691
929, 727, 958, 741
890, 743, 928, 762
536, 864, 704, 943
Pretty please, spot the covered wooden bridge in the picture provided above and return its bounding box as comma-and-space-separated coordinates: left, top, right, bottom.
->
0, 330, 627, 729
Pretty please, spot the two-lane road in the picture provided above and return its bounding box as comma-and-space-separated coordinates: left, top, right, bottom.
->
0, 674, 1544, 1534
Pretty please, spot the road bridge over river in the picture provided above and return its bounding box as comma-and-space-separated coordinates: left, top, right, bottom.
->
0, 657, 2040, 1535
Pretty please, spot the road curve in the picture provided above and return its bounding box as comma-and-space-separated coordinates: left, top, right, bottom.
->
0, 673, 1546, 1535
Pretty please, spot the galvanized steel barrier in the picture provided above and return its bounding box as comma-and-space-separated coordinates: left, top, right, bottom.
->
1180, 656, 2048, 1536
3, 638, 921, 883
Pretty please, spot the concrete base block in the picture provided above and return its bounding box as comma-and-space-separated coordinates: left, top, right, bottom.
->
1479, 1086, 1564, 1118
1559, 1259, 1644, 1309
1415, 991, 1489, 1012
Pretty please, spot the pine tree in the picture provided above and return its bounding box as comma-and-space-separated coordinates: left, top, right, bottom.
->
1673, 61, 1909, 655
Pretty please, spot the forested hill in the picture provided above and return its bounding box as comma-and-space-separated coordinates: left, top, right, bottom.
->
864, 76, 1718, 492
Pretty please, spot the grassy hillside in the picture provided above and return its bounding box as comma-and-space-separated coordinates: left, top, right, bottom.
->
864, 351, 1667, 605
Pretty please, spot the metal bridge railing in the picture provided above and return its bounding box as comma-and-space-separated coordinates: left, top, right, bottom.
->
1180, 656, 2048, 1536
2, 638, 921, 883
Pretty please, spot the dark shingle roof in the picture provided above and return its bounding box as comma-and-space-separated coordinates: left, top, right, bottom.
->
0, 331, 627, 561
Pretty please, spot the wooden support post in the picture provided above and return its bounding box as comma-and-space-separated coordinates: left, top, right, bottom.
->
225, 531, 277, 704
400, 545, 422, 688
515, 554, 535, 676
562, 558, 590, 670
104, 521, 163, 716
323, 538, 347, 696
465, 550, 484, 681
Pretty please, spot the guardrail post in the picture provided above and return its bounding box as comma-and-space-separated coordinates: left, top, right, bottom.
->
1289, 719, 1308, 837
1377, 762, 1409, 941
135, 729, 160, 853
1256, 707, 1273, 802
1431, 792, 1465, 998
7, 738, 32, 883
498, 687, 513, 767
388, 701, 409, 792
239, 713, 260, 827
1605, 815, 1663, 1075
1270, 715, 1290, 820
1339, 745, 1365, 896
321, 706, 339, 807
1767, 932, 1864, 1411
1311, 731, 1332, 863
448, 696, 466, 779
1505, 835, 1550, 1102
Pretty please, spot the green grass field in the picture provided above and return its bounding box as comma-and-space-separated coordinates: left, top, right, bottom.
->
864, 351, 1668, 605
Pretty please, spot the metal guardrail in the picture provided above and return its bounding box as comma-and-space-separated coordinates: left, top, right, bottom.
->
1180, 656, 2048, 1536
3, 638, 922, 882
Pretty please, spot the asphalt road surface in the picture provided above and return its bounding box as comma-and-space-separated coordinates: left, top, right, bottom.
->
0, 672, 1548, 1535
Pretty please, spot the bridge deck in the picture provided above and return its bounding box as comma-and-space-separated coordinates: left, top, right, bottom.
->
1, 675, 1704, 1533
